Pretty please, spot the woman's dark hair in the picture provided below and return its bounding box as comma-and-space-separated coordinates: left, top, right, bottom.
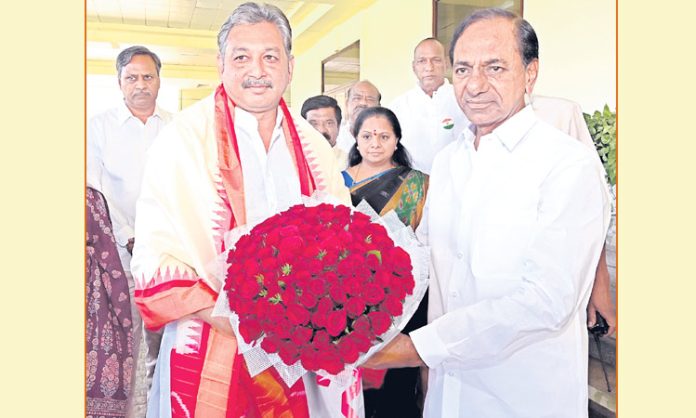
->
348, 106, 412, 168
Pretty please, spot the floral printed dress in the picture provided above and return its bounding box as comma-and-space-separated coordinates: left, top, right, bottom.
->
86, 187, 134, 418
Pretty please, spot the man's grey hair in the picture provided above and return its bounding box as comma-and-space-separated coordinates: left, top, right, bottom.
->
217, 2, 293, 60
449, 8, 539, 67
116, 45, 162, 78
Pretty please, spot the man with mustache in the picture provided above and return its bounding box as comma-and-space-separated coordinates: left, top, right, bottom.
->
87, 44, 172, 417
300, 95, 342, 147
130, 3, 349, 417
300, 94, 348, 167
365, 9, 609, 417
335, 79, 381, 153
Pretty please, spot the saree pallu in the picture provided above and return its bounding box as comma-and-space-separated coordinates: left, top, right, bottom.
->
348, 167, 429, 418
349, 166, 428, 230
86, 187, 134, 418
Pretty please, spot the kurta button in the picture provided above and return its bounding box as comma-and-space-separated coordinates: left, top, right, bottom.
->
457, 252, 464, 259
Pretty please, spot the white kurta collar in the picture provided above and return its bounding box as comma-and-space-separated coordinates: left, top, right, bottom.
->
460, 104, 538, 152
116, 98, 167, 126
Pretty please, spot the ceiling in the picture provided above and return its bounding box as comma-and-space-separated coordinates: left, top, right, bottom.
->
87, 0, 374, 71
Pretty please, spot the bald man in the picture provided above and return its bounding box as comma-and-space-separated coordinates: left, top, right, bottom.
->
335, 80, 381, 153
389, 38, 469, 174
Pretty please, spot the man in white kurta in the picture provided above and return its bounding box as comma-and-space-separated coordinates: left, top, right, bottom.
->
334, 80, 381, 154
130, 4, 351, 416
364, 10, 609, 417
389, 38, 469, 174
86, 45, 172, 417
87, 46, 172, 278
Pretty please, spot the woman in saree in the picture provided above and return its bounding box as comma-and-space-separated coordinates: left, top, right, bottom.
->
342, 106, 428, 229
86, 187, 134, 418
341, 106, 428, 418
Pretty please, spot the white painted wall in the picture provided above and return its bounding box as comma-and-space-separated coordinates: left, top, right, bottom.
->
290, 0, 432, 111
524, 0, 616, 113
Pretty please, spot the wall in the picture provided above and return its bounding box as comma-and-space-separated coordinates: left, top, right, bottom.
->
524, 0, 616, 113
290, 0, 432, 111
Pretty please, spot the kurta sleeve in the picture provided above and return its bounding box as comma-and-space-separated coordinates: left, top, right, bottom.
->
130, 113, 221, 331
410, 151, 609, 369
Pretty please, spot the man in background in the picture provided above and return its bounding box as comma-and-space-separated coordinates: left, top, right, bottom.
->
300, 94, 342, 147
87, 45, 172, 418
335, 79, 381, 153
389, 38, 469, 174
301, 94, 347, 167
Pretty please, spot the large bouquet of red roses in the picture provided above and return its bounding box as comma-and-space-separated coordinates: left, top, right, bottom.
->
223, 203, 416, 375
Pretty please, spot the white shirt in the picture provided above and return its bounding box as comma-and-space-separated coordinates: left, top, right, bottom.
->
233, 107, 302, 227
389, 80, 469, 174
411, 106, 609, 418
87, 100, 172, 272
335, 123, 356, 154
530, 95, 595, 150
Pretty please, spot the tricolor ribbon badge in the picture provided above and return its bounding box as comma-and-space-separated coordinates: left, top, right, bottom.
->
442, 117, 454, 130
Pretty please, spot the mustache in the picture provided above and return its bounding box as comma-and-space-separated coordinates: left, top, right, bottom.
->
242, 79, 273, 88
321, 132, 331, 141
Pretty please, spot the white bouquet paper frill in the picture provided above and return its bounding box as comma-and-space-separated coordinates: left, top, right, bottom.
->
211, 191, 429, 416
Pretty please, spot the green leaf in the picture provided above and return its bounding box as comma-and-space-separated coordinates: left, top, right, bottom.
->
366, 249, 382, 264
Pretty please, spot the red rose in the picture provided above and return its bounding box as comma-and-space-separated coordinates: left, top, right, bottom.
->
302, 244, 321, 259
272, 319, 293, 339
300, 347, 319, 372
345, 297, 366, 318
238, 279, 261, 299
307, 279, 326, 296
328, 283, 347, 304
280, 236, 304, 253
326, 309, 347, 337
287, 304, 310, 326
362, 283, 386, 305
343, 276, 363, 296
321, 349, 344, 375
373, 269, 393, 288
282, 287, 297, 304
290, 326, 313, 346
261, 335, 280, 354
313, 329, 331, 349
368, 311, 391, 335
337, 337, 360, 363
239, 318, 263, 343
388, 247, 411, 271
322, 271, 339, 286
352, 315, 371, 335
234, 298, 256, 315
347, 331, 372, 352
278, 225, 300, 237
278, 341, 300, 365
366, 251, 382, 270
383, 294, 404, 317
299, 290, 318, 309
